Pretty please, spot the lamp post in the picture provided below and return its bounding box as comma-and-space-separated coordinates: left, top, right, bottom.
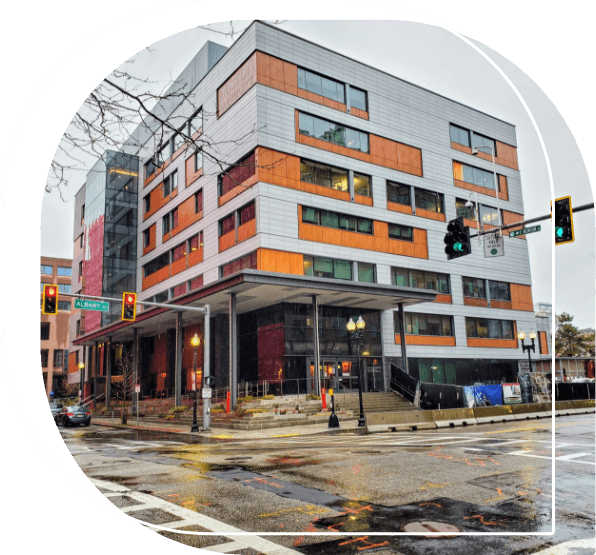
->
190, 333, 200, 433
472, 145, 502, 227
78, 361, 85, 403
347, 316, 366, 427
518, 330, 537, 373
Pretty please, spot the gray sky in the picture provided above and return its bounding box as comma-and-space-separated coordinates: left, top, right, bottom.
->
40, 20, 595, 327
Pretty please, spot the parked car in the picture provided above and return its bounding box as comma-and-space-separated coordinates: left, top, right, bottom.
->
49, 402, 64, 418
55, 405, 91, 427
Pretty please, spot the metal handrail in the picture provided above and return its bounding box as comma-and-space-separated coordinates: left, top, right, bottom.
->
336, 379, 360, 405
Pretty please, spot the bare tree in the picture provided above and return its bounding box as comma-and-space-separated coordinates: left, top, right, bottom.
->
47, 20, 288, 199
113, 347, 136, 424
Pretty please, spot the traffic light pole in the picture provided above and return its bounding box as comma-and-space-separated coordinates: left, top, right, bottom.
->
468, 202, 594, 239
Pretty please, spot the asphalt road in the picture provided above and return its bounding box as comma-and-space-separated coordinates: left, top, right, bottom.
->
60, 413, 595, 555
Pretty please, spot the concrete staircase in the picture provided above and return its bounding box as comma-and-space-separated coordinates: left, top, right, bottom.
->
337, 391, 416, 413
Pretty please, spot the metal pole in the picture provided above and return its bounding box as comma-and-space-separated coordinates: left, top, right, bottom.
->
93, 342, 99, 410
175, 311, 183, 407
397, 303, 409, 374
312, 295, 321, 397
229, 293, 237, 410
357, 333, 365, 427
133, 328, 139, 426
105, 338, 112, 410
203, 304, 211, 431
191, 346, 199, 432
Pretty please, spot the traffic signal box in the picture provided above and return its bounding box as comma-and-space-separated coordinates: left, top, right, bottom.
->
42, 284, 58, 315
121, 292, 137, 321
554, 196, 574, 245
444, 217, 472, 260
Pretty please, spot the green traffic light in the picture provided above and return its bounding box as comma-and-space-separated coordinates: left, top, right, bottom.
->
556, 227, 564, 238
454, 243, 463, 252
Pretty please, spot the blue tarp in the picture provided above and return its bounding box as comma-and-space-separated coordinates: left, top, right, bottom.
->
464, 385, 503, 407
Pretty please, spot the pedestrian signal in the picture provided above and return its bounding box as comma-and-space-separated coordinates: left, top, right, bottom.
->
554, 196, 574, 245
42, 284, 58, 315
122, 292, 137, 321
444, 217, 471, 260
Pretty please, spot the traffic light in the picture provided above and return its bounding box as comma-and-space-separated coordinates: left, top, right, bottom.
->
444, 217, 471, 260
554, 196, 574, 245
42, 284, 58, 315
203, 375, 216, 388
121, 292, 137, 321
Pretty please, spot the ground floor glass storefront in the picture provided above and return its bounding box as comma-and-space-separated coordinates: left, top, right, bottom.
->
406, 358, 519, 386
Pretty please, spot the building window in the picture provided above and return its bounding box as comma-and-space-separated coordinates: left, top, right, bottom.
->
163, 170, 178, 197
143, 252, 170, 277
455, 198, 477, 221
144, 159, 158, 180
40, 282, 48, 292
479, 204, 500, 226
78, 261, 83, 280
220, 251, 258, 278
462, 277, 486, 298
163, 208, 178, 235
301, 206, 373, 234
172, 242, 186, 262
300, 159, 348, 191
239, 201, 256, 225
160, 141, 172, 162
58, 284, 71, 294
488, 280, 511, 302
80, 204, 85, 224
454, 161, 495, 190
189, 232, 203, 251
471, 133, 496, 156
76, 319, 85, 337
189, 109, 203, 136
57, 266, 72, 277
354, 173, 371, 197
40, 350, 49, 368
171, 282, 187, 298
297, 68, 345, 103
358, 263, 376, 283
219, 151, 256, 198
387, 181, 410, 205
194, 190, 203, 213
53, 350, 64, 368
298, 112, 369, 153
58, 301, 71, 311
172, 132, 185, 153
449, 124, 470, 147
303, 256, 353, 280
41, 323, 50, 341
349, 86, 368, 111
415, 188, 443, 213
219, 213, 236, 236
189, 275, 204, 290
79, 234, 84, 248
41, 264, 52, 274
392, 268, 450, 294
195, 150, 203, 172
388, 223, 413, 242
466, 318, 515, 339
143, 228, 151, 248
144, 195, 151, 214
401, 313, 454, 336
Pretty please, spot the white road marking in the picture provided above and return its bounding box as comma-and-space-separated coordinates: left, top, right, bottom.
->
507, 450, 595, 465
530, 537, 595, 554
90, 478, 301, 555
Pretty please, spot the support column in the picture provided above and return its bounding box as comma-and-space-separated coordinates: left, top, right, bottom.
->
133, 328, 139, 415
312, 295, 321, 396
175, 312, 183, 407
203, 305, 211, 430
485, 279, 491, 307
105, 338, 112, 410
93, 342, 99, 409
348, 170, 355, 202
397, 303, 409, 374
84, 345, 89, 399
229, 293, 237, 410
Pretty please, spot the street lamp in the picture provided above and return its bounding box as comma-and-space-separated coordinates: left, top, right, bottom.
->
347, 316, 366, 427
190, 333, 201, 433
472, 145, 502, 227
78, 361, 85, 402
518, 330, 537, 373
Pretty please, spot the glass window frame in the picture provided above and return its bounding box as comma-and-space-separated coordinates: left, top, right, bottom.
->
298, 112, 369, 153
41, 265, 52, 274
357, 262, 376, 283
449, 124, 470, 147
414, 188, 443, 213
388, 223, 414, 242
353, 172, 371, 197
297, 67, 346, 104
349, 86, 368, 111
387, 181, 411, 206
462, 276, 486, 299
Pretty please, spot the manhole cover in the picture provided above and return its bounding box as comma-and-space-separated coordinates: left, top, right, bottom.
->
224, 456, 253, 461
352, 450, 382, 454
400, 520, 461, 537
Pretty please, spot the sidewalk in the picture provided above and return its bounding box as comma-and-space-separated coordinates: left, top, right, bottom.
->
90, 415, 363, 440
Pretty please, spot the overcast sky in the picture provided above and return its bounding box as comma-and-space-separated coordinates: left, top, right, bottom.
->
39, 19, 595, 328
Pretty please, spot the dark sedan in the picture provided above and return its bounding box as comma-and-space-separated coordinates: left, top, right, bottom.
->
49, 403, 64, 418
55, 405, 91, 427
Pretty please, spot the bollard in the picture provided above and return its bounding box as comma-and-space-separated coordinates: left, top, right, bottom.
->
328, 389, 339, 428
322, 388, 327, 410
226, 391, 231, 413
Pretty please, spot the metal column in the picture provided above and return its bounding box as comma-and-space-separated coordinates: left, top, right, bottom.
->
312, 295, 321, 396
105, 338, 112, 410
229, 293, 237, 410
93, 342, 99, 409
83, 345, 89, 398
175, 312, 183, 407
397, 303, 409, 374
133, 328, 139, 416
203, 304, 211, 431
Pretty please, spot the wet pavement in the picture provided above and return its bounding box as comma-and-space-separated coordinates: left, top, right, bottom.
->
58, 413, 595, 554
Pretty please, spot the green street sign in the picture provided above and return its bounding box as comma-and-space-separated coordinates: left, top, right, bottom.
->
509, 225, 541, 238
74, 299, 110, 312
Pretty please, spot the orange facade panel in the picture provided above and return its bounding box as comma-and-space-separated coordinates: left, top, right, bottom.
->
142, 265, 170, 291
539, 331, 549, 355
219, 230, 236, 252
491, 300, 513, 310
170, 257, 187, 277
387, 201, 413, 215
467, 338, 518, 349
451, 141, 519, 171
142, 224, 156, 256
434, 294, 453, 304
464, 297, 489, 308
415, 208, 446, 222
502, 210, 525, 239
257, 248, 304, 275
185, 154, 203, 188
354, 195, 373, 207
510, 284, 534, 312
238, 219, 256, 243
395, 335, 456, 346
188, 248, 203, 268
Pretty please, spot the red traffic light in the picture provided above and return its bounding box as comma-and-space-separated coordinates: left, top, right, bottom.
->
122, 292, 137, 321
126, 294, 135, 304
42, 284, 59, 315
46, 287, 56, 297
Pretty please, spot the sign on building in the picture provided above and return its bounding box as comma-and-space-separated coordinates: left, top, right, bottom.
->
484, 233, 504, 258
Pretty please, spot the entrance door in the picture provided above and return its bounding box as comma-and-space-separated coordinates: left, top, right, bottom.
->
307, 359, 359, 393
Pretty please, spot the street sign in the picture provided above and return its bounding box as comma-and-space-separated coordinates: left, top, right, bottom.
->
202, 388, 212, 399
509, 225, 541, 238
484, 233, 504, 258
135, 385, 140, 393
74, 299, 110, 312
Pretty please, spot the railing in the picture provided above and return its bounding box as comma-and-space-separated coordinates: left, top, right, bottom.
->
389, 363, 419, 405
336, 379, 360, 405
